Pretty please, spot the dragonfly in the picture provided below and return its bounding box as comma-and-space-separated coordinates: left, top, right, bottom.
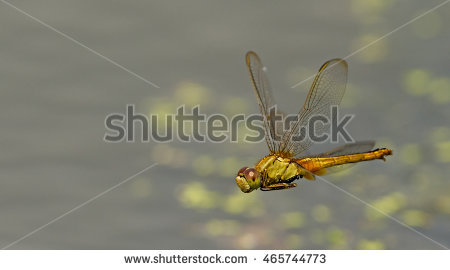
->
235, 51, 393, 193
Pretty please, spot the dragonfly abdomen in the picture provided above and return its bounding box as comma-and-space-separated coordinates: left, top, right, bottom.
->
296, 148, 393, 173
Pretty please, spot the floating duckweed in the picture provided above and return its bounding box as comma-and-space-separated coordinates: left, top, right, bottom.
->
237, 233, 257, 249
175, 81, 211, 106
435, 196, 450, 214
218, 157, 240, 178
327, 227, 347, 248
192, 155, 215, 176
280, 212, 306, 229
205, 219, 240, 236
130, 178, 152, 198
350, 0, 394, 16
178, 182, 218, 210
403, 69, 450, 104
399, 143, 421, 165
284, 234, 303, 249
366, 192, 407, 220
411, 11, 442, 39
352, 34, 388, 63
223, 192, 264, 216
429, 78, 450, 104
222, 97, 250, 116
312, 204, 331, 223
401, 210, 428, 227
359, 239, 385, 250
403, 69, 431, 96
435, 141, 450, 163
147, 98, 176, 132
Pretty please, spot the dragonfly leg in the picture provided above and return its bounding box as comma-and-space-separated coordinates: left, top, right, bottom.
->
261, 183, 297, 191
281, 174, 301, 183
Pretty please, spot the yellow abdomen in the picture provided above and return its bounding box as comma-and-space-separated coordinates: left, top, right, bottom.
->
296, 148, 393, 173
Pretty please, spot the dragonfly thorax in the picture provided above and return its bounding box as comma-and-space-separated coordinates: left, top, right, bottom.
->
235, 155, 314, 193
256, 155, 310, 182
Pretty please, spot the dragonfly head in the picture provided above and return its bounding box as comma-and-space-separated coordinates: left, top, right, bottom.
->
235, 167, 261, 193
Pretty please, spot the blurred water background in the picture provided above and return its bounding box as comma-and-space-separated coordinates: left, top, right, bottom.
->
1, 0, 450, 249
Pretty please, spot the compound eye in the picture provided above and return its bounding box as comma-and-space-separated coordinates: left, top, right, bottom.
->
244, 168, 259, 180
237, 166, 249, 176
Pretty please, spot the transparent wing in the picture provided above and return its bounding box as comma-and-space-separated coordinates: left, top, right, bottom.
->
316, 141, 375, 157
246, 51, 284, 153
280, 59, 348, 157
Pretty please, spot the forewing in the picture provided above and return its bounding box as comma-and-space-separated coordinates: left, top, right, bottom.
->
280, 59, 348, 157
246, 51, 284, 153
